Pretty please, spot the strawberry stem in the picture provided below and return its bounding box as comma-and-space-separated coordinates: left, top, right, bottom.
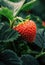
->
10, 17, 26, 28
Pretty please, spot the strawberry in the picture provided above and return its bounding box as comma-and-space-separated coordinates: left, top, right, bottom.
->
13, 20, 37, 43
42, 21, 45, 27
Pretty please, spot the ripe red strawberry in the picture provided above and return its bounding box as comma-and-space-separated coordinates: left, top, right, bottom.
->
42, 21, 45, 27
13, 20, 36, 43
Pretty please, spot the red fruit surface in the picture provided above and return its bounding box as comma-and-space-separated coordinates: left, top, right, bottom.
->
42, 21, 45, 26
13, 20, 37, 43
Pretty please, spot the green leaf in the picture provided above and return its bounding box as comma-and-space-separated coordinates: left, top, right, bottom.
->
25, 0, 31, 2
31, 0, 45, 20
0, 49, 22, 65
35, 29, 45, 48
20, 55, 39, 65
21, 0, 37, 11
0, 44, 5, 52
0, 0, 25, 16
0, 23, 20, 42
0, 7, 13, 21
18, 11, 28, 19
15, 40, 31, 55
21, 0, 45, 20
9, 0, 21, 2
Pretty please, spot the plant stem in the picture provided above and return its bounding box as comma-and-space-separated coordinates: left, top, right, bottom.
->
35, 52, 45, 59
10, 16, 26, 28
29, 50, 39, 54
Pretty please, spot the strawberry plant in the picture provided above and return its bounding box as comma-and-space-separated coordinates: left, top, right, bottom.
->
0, 0, 45, 65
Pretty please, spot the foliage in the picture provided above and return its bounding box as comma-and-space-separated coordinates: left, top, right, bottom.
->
0, 0, 45, 65
0, 50, 22, 65
0, 23, 20, 42
20, 55, 39, 65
